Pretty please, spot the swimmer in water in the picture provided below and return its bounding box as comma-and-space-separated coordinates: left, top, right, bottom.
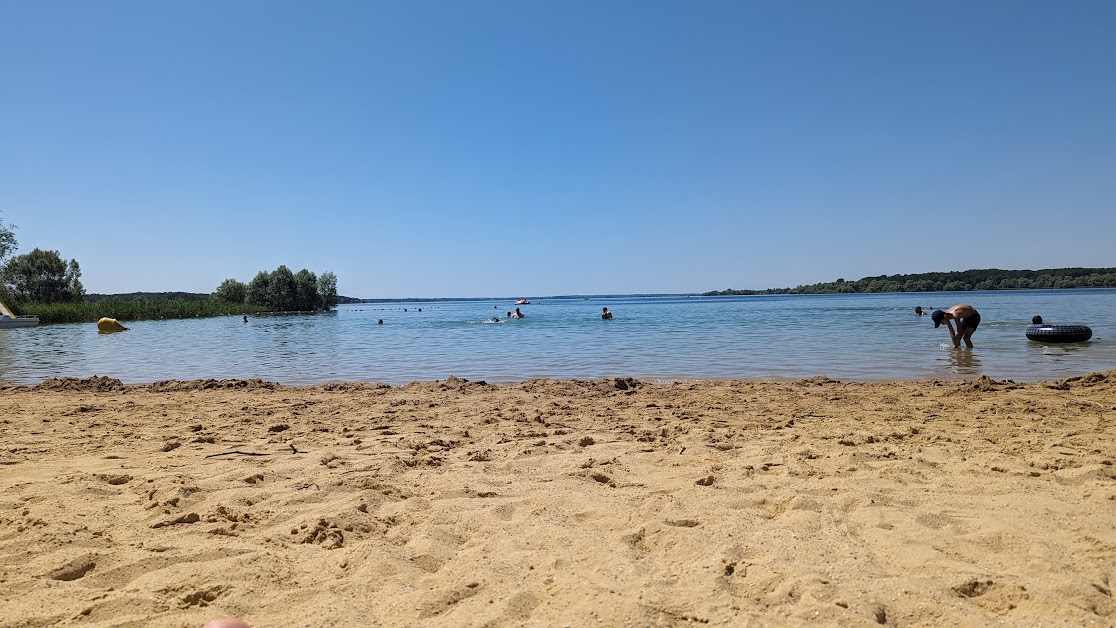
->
1032, 315, 1043, 325
511, 307, 525, 319
601, 307, 613, 320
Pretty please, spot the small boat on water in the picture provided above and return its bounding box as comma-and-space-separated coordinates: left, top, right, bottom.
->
0, 300, 38, 328
515, 298, 530, 305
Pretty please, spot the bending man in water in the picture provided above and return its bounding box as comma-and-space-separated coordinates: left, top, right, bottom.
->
931, 304, 980, 348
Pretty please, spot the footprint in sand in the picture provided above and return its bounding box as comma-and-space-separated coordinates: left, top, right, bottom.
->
46, 556, 97, 581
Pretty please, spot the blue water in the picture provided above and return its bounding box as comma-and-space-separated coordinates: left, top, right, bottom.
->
1, 290, 1113, 385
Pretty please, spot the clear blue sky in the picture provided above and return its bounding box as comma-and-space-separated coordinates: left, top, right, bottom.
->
2, 1, 1114, 298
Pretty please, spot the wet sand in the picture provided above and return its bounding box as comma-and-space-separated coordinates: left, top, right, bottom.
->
1, 373, 1114, 626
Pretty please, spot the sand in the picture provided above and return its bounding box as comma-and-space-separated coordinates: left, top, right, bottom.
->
1, 372, 1114, 627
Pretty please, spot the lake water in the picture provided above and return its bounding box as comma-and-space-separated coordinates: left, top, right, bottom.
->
1, 290, 1113, 386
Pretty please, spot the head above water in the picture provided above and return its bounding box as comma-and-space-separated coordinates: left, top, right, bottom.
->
1032, 315, 1043, 325
931, 310, 946, 328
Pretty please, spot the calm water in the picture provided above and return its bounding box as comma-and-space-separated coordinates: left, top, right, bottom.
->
1, 290, 1113, 386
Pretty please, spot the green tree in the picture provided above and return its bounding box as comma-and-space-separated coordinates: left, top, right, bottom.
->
293, 269, 319, 311
245, 271, 271, 307
66, 260, 83, 298
212, 278, 248, 304
0, 212, 16, 265
3, 248, 85, 302
318, 271, 338, 309
268, 265, 297, 311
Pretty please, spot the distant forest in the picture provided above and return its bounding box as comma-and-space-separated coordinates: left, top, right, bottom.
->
705, 268, 1116, 296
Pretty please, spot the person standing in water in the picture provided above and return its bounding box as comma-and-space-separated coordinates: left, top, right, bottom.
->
601, 307, 613, 319
931, 304, 980, 348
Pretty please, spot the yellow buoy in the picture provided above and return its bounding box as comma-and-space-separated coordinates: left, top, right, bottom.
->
97, 317, 129, 332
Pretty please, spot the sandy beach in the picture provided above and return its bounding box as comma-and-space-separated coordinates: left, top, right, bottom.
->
1, 372, 1114, 627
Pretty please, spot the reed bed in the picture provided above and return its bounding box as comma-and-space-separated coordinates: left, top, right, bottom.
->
14, 300, 270, 324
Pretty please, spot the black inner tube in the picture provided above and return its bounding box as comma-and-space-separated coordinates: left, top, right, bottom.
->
1025, 325, 1092, 343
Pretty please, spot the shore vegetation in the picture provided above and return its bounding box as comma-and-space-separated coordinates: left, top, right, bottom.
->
6, 257, 337, 324
11, 299, 269, 324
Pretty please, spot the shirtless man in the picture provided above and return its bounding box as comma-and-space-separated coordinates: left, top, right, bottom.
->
931, 304, 980, 348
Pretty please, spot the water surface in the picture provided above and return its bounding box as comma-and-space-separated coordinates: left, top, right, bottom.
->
1, 290, 1112, 385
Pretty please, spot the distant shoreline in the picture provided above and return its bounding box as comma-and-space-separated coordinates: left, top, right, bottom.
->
705, 267, 1116, 296
79, 268, 1116, 303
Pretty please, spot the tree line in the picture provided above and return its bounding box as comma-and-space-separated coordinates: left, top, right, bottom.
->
212, 266, 338, 311
705, 267, 1116, 296
0, 213, 86, 305
2, 247, 85, 303
0, 213, 338, 321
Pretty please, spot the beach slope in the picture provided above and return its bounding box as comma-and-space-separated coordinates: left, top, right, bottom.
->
1, 373, 1114, 626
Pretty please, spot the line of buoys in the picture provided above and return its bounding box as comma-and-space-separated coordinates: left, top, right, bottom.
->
1026, 324, 1092, 343
97, 317, 129, 332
